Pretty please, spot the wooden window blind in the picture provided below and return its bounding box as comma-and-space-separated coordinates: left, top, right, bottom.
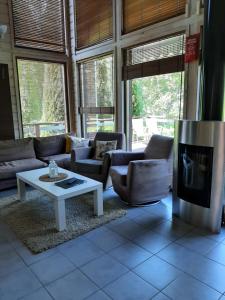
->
123, 34, 185, 80
79, 55, 114, 114
123, 0, 186, 34
11, 0, 66, 52
75, 0, 113, 50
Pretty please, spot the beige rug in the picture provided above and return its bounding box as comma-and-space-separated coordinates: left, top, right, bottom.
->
0, 191, 126, 253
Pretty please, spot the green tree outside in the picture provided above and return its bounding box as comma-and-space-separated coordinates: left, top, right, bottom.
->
18, 61, 44, 123
132, 81, 145, 117
42, 63, 65, 122
132, 72, 183, 119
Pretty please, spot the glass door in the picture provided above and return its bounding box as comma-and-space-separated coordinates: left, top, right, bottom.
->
130, 72, 184, 151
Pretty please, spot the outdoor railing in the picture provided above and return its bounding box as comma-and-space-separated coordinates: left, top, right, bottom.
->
132, 117, 175, 151
23, 121, 65, 137
86, 117, 115, 138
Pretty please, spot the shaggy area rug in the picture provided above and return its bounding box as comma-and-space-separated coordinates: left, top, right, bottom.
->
0, 191, 126, 253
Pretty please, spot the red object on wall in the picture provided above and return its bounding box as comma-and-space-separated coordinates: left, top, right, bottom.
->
185, 34, 200, 63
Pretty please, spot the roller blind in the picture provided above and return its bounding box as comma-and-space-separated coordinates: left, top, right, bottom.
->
11, 0, 66, 52
75, 0, 113, 49
123, 34, 185, 80
79, 55, 114, 114
123, 0, 186, 34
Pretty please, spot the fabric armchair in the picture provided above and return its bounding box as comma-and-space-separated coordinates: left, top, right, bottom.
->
110, 135, 173, 206
111, 151, 145, 166
71, 146, 92, 161
71, 132, 125, 189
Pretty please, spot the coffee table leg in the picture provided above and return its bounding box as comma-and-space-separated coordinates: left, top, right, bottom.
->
54, 199, 66, 231
93, 187, 103, 216
17, 178, 26, 201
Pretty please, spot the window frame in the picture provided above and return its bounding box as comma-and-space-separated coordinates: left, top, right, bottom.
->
123, 33, 186, 149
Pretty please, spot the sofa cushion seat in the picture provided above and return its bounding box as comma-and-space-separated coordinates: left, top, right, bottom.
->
110, 165, 128, 186
39, 154, 71, 169
74, 159, 103, 174
0, 159, 47, 180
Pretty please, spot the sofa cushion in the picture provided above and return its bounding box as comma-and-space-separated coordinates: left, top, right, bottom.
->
110, 165, 128, 186
34, 134, 66, 158
0, 138, 35, 163
40, 154, 71, 170
65, 135, 89, 154
0, 159, 47, 180
74, 159, 103, 174
144, 135, 173, 159
94, 132, 124, 150
95, 140, 117, 160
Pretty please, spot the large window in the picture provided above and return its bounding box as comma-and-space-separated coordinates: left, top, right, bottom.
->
17, 59, 67, 137
79, 55, 114, 138
11, 0, 66, 52
124, 35, 185, 150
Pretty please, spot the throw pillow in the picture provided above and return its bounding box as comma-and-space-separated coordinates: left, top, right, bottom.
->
95, 140, 117, 160
65, 136, 89, 153
65, 135, 72, 154
70, 136, 89, 149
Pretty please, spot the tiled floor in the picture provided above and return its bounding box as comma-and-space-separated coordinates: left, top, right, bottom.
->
1, 188, 225, 300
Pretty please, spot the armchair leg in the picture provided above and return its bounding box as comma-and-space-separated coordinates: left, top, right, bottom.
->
117, 196, 161, 207
104, 176, 112, 190
130, 200, 161, 207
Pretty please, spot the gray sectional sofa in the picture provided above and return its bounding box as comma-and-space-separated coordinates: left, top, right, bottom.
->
0, 134, 71, 190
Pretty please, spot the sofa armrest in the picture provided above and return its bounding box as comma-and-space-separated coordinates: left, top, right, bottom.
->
71, 147, 92, 162
111, 151, 145, 166
97, 150, 122, 176
127, 159, 169, 187
104, 149, 124, 159
89, 139, 95, 147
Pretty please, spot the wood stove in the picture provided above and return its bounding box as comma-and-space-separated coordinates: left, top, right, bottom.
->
173, 0, 225, 233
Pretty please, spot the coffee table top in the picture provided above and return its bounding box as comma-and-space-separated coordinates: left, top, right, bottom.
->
16, 167, 102, 200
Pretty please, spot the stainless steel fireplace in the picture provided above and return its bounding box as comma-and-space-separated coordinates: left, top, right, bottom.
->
173, 120, 225, 232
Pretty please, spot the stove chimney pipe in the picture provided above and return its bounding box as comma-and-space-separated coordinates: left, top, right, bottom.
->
200, 0, 225, 121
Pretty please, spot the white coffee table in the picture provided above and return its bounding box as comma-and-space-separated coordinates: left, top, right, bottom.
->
16, 167, 103, 231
